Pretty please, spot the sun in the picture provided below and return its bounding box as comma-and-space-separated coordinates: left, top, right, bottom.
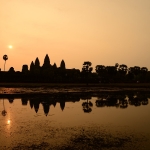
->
8, 45, 13, 49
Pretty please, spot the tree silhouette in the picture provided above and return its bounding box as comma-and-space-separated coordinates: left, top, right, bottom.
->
82, 61, 93, 85
128, 67, 134, 74
105, 66, 117, 82
115, 63, 119, 69
95, 65, 106, 82
140, 67, 148, 82
95, 65, 106, 76
141, 67, 148, 75
129, 66, 141, 82
133, 66, 141, 76
3, 55, 8, 71
119, 64, 128, 76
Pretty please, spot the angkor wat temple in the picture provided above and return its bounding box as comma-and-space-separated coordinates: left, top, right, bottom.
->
0, 54, 81, 83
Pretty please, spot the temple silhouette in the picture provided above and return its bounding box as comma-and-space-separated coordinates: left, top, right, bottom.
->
1, 54, 150, 83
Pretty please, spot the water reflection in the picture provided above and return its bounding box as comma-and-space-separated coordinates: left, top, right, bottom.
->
0, 92, 150, 150
0, 92, 149, 116
81, 96, 93, 113
95, 93, 149, 109
7, 119, 10, 125
8, 98, 14, 104
27, 94, 80, 116
21, 98, 28, 105
1, 99, 7, 116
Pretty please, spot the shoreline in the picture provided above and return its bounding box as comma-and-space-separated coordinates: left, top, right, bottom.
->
0, 84, 150, 96
0, 83, 150, 96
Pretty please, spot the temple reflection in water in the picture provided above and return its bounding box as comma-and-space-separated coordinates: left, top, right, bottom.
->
1, 92, 149, 116
0, 91, 150, 150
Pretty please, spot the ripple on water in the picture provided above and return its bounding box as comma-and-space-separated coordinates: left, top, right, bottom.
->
1, 125, 149, 150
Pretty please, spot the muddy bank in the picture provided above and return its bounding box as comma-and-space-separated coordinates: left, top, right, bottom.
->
0, 88, 150, 101
0, 86, 150, 97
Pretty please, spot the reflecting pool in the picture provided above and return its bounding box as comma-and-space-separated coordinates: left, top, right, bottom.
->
0, 92, 150, 150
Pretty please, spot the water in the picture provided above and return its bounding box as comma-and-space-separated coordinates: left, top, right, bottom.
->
0, 92, 150, 150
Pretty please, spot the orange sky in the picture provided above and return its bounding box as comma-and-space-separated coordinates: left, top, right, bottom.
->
0, 0, 150, 71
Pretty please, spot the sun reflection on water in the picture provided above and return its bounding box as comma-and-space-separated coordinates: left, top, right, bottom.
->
7, 119, 11, 125
6, 119, 11, 135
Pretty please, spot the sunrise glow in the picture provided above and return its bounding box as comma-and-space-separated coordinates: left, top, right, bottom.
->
8, 45, 13, 49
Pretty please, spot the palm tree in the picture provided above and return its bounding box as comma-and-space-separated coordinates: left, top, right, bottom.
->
82, 61, 93, 72
3, 55, 8, 71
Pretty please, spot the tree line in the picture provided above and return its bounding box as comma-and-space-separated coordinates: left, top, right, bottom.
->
0, 54, 150, 83
82, 61, 149, 83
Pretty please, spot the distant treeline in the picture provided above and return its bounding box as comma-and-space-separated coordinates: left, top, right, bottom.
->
0, 54, 150, 83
